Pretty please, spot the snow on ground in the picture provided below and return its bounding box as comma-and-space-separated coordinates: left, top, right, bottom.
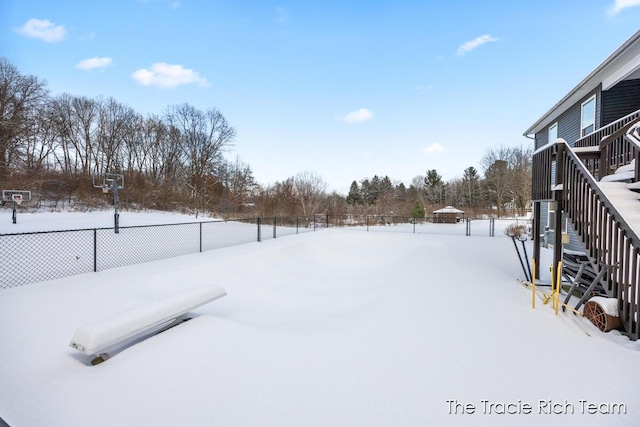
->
0, 208, 217, 234
1, 211, 640, 426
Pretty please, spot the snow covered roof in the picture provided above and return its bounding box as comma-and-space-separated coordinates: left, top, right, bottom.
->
433, 205, 464, 214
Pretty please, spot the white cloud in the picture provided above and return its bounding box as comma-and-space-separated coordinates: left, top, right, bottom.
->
456, 34, 499, 56
422, 143, 446, 154
607, 0, 640, 14
75, 57, 112, 70
16, 18, 66, 43
339, 108, 373, 124
131, 63, 209, 88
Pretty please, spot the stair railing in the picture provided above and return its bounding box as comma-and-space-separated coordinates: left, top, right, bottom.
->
574, 109, 640, 179
543, 139, 640, 340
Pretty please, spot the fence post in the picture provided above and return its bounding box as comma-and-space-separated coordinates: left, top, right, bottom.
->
313, 215, 316, 231
490, 218, 495, 237
326, 214, 329, 229
273, 216, 277, 239
199, 222, 203, 252
466, 218, 471, 236
367, 216, 369, 231
296, 217, 299, 234
257, 217, 261, 242
413, 218, 416, 234
93, 229, 97, 272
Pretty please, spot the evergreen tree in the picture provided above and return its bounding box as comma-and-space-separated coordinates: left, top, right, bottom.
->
424, 169, 444, 204
379, 175, 394, 199
410, 199, 426, 218
346, 180, 362, 205
360, 178, 378, 205
424, 169, 443, 188
395, 182, 407, 201
462, 166, 480, 208
369, 175, 381, 204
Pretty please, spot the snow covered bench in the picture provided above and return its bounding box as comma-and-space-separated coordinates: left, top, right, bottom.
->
69, 284, 226, 364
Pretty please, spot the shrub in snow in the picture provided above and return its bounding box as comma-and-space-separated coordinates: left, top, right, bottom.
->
504, 223, 527, 239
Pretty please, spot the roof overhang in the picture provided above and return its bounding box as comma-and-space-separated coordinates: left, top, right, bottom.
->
433, 206, 464, 214
524, 29, 640, 137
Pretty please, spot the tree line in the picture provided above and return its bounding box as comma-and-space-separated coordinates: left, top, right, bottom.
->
344, 143, 532, 220
1, 58, 531, 219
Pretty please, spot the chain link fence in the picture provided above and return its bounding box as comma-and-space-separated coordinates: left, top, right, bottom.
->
328, 215, 498, 237
1, 214, 520, 289
0, 216, 319, 289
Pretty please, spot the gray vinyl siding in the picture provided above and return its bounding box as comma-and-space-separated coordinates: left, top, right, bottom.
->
535, 133, 547, 151
562, 89, 600, 251
602, 78, 640, 125
540, 201, 549, 233
532, 89, 601, 253
533, 93, 589, 148
557, 102, 581, 145
566, 222, 582, 251
553, 89, 601, 146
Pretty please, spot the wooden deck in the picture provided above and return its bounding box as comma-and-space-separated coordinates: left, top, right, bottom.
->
532, 109, 640, 340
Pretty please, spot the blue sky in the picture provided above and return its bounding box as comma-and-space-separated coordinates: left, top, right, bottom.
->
2, 0, 640, 194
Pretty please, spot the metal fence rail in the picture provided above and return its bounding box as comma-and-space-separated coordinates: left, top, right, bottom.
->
0, 216, 317, 289
328, 215, 497, 236
1, 214, 509, 290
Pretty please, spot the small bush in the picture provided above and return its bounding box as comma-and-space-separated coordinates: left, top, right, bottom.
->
504, 223, 527, 238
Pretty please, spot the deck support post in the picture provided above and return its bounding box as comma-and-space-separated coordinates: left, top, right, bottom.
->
533, 201, 541, 280
553, 143, 565, 288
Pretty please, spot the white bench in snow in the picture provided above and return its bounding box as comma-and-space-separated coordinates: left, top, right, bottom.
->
69, 284, 226, 363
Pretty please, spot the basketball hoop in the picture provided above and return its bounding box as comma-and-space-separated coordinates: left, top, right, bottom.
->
12, 195, 23, 205
91, 173, 123, 233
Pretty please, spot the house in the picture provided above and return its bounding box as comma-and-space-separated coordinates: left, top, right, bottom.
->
524, 29, 640, 340
432, 206, 464, 223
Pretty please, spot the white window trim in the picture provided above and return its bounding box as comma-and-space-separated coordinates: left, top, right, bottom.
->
548, 122, 558, 143
580, 95, 596, 137
547, 201, 567, 233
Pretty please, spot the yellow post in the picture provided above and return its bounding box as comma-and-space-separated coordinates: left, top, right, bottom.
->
532, 258, 536, 309
545, 264, 556, 309
555, 261, 562, 315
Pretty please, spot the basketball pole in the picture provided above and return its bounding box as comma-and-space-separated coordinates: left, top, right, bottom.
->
113, 180, 120, 234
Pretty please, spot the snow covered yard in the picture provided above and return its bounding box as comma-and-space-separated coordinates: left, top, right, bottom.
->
1, 215, 640, 426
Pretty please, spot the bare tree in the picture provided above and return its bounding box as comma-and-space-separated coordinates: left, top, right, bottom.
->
411, 175, 425, 191
22, 100, 56, 174
95, 97, 137, 175
50, 94, 99, 177
481, 145, 531, 217
446, 177, 464, 207
0, 57, 49, 180
293, 171, 328, 216
165, 104, 235, 217
510, 145, 532, 216
220, 156, 257, 214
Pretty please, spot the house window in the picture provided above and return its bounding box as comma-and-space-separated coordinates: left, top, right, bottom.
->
581, 96, 596, 137
549, 123, 558, 143
548, 201, 567, 233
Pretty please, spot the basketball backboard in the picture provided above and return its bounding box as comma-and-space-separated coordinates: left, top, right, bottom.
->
92, 173, 124, 191
2, 190, 31, 205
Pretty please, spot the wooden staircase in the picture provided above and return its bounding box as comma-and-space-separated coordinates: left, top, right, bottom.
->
532, 111, 640, 340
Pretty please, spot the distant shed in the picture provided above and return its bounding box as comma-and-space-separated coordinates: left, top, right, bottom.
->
433, 206, 464, 223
